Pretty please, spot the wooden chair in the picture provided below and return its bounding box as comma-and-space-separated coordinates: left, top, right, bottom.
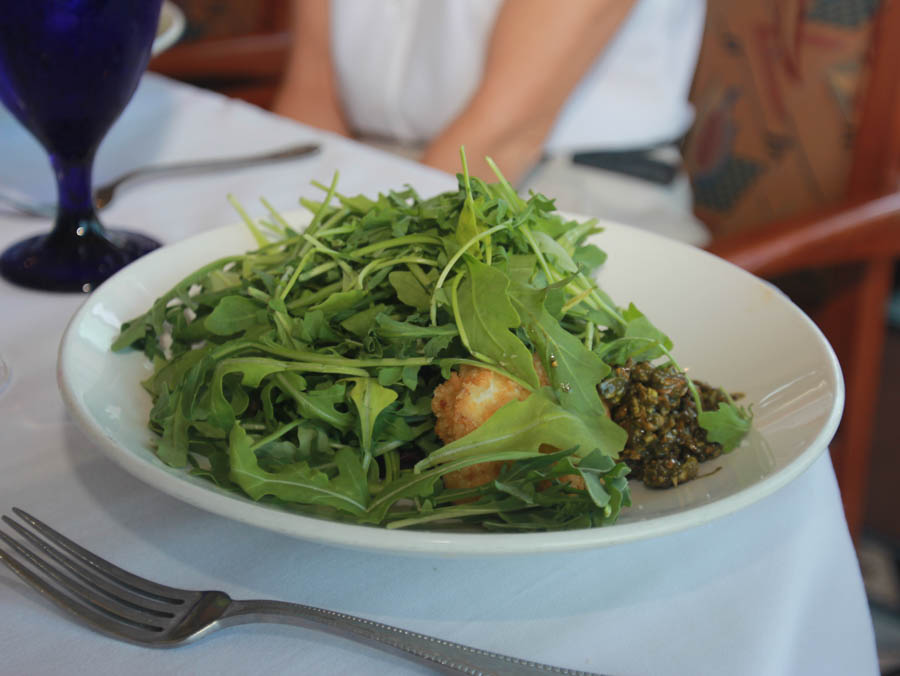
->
149, 1, 290, 109
704, 0, 900, 538
150, 32, 290, 108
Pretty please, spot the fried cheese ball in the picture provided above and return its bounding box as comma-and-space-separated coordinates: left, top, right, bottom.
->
431, 356, 584, 491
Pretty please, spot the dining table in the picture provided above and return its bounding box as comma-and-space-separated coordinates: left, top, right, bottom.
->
0, 73, 880, 676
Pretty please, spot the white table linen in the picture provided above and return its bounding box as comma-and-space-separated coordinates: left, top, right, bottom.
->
0, 74, 878, 676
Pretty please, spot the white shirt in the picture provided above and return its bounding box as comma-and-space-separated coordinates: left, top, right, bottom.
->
331, 0, 706, 152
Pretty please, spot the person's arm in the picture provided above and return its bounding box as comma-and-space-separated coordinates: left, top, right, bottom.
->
271, 0, 350, 136
421, 0, 637, 184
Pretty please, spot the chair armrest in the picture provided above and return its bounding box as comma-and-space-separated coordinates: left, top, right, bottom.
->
149, 32, 291, 81
705, 191, 900, 277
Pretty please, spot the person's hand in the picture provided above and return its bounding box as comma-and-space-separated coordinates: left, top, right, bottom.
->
421, 0, 636, 185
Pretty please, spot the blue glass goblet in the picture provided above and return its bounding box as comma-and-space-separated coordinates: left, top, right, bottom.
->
0, 0, 164, 292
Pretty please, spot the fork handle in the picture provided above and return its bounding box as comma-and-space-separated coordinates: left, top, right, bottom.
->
93, 142, 320, 207
108, 143, 320, 183
219, 599, 598, 676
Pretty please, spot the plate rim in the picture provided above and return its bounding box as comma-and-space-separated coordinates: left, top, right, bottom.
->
57, 217, 845, 556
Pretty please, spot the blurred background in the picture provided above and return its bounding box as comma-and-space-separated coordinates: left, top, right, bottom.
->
147, 0, 899, 671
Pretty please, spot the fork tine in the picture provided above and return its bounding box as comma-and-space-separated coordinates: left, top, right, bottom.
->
0, 536, 165, 645
0, 527, 170, 631
2, 516, 180, 618
11, 508, 186, 602
0, 543, 150, 639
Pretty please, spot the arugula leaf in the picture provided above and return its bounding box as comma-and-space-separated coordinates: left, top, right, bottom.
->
204, 296, 264, 336
143, 344, 210, 397
531, 230, 578, 273
363, 454, 517, 525
340, 304, 388, 338
454, 255, 539, 388
698, 403, 752, 452
594, 303, 673, 364
310, 289, 366, 316
374, 314, 457, 343
295, 309, 341, 343
276, 376, 353, 432
510, 284, 611, 415
155, 400, 189, 468
622, 303, 672, 354
415, 391, 626, 473
208, 357, 286, 429
388, 270, 432, 310
505, 254, 537, 286
572, 243, 607, 273
348, 378, 398, 468
455, 148, 482, 250
228, 425, 368, 515
111, 318, 147, 351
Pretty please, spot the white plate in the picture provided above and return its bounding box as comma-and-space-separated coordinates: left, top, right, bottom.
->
57, 215, 844, 556
152, 1, 186, 57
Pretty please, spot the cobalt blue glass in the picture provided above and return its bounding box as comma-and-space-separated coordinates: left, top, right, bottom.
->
0, 0, 164, 292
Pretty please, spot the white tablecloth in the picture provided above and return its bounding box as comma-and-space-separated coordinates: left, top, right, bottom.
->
0, 74, 878, 676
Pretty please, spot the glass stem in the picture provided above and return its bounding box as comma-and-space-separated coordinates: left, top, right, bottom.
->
47, 152, 106, 245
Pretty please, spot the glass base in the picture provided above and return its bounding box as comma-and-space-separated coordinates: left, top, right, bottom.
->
0, 228, 160, 292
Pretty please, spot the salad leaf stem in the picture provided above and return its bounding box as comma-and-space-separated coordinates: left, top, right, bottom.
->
278, 249, 317, 301
484, 157, 525, 213
357, 256, 440, 290
227, 194, 267, 247
448, 273, 469, 352
260, 197, 294, 234
429, 223, 508, 325
308, 171, 339, 232
350, 234, 443, 259
248, 419, 302, 452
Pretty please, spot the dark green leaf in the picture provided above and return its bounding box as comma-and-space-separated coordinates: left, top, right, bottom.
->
455, 256, 539, 388
204, 296, 263, 336
111, 319, 147, 352
340, 304, 387, 338
511, 284, 611, 416
572, 244, 607, 273
698, 403, 752, 453
228, 425, 368, 515
348, 378, 398, 459
415, 391, 626, 473
311, 289, 365, 316
388, 271, 432, 311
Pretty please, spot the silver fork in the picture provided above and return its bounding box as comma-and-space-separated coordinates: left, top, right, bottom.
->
0, 142, 320, 218
0, 509, 597, 676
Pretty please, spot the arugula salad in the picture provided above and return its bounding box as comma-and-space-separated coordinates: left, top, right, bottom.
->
112, 155, 751, 532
